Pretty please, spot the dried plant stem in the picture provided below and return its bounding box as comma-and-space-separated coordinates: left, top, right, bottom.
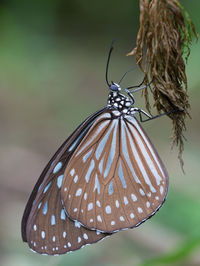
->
128, 0, 197, 171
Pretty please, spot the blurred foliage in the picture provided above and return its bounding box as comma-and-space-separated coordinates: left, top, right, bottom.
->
142, 238, 200, 265
0, 1, 200, 266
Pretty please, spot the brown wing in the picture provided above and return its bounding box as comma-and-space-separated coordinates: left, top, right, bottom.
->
22, 108, 110, 254
26, 176, 108, 255
61, 111, 168, 233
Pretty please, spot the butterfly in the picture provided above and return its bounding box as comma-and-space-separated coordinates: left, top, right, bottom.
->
21, 42, 169, 255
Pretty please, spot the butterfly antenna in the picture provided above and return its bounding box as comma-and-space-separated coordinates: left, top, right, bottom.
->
126, 78, 153, 92
118, 67, 135, 85
106, 39, 116, 87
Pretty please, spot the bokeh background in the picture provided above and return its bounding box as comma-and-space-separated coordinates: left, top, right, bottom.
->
0, 1, 200, 265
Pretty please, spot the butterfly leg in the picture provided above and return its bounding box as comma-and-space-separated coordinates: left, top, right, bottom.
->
133, 108, 181, 123
125, 85, 147, 105
125, 78, 153, 105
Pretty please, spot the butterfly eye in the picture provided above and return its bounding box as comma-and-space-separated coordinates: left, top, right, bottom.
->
110, 82, 121, 92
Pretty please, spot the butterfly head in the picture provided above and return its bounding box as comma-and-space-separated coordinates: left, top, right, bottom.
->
109, 82, 121, 92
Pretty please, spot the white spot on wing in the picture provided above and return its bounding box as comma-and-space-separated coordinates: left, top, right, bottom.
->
146, 201, 150, 208
139, 188, 145, 196
123, 196, 129, 205
43, 181, 52, 193
97, 215, 102, 222
85, 160, 95, 183
41, 231, 45, 239
118, 160, 127, 188
83, 149, 93, 163
57, 175, 64, 188
60, 209, 66, 220
88, 202, 93, 211
96, 200, 101, 207
74, 175, 78, 183
83, 233, 88, 240
53, 162, 62, 174
42, 201, 48, 215
51, 215, 56, 225
99, 156, 104, 174
108, 181, 114, 195
70, 168, 75, 176
74, 221, 81, 228
84, 193, 87, 200
160, 185, 164, 195
93, 173, 100, 194
120, 216, 125, 221
100, 113, 111, 119
112, 110, 121, 116
131, 194, 137, 202
76, 188, 82, 196
138, 207, 143, 213
115, 200, 119, 208
105, 205, 111, 214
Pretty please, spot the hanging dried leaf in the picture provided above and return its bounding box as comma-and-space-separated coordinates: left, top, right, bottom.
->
127, 0, 197, 171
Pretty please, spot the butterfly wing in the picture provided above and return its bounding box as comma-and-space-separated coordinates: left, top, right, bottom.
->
61, 110, 168, 233
25, 176, 108, 255
21, 108, 110, 254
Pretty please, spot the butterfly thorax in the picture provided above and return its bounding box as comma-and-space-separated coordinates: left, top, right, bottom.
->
107, 84, 137, 117
107, 91, 131, 111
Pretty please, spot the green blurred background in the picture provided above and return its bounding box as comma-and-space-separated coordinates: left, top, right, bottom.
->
0, 1, 200, 265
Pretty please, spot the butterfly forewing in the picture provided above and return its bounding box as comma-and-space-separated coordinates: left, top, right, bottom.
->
22, 108, 109, 254
61, 110, 168, 233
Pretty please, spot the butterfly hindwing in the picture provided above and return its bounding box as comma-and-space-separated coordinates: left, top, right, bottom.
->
26, 175, 108, 255
21, 108, 110, 254
61, 110, 168, 233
